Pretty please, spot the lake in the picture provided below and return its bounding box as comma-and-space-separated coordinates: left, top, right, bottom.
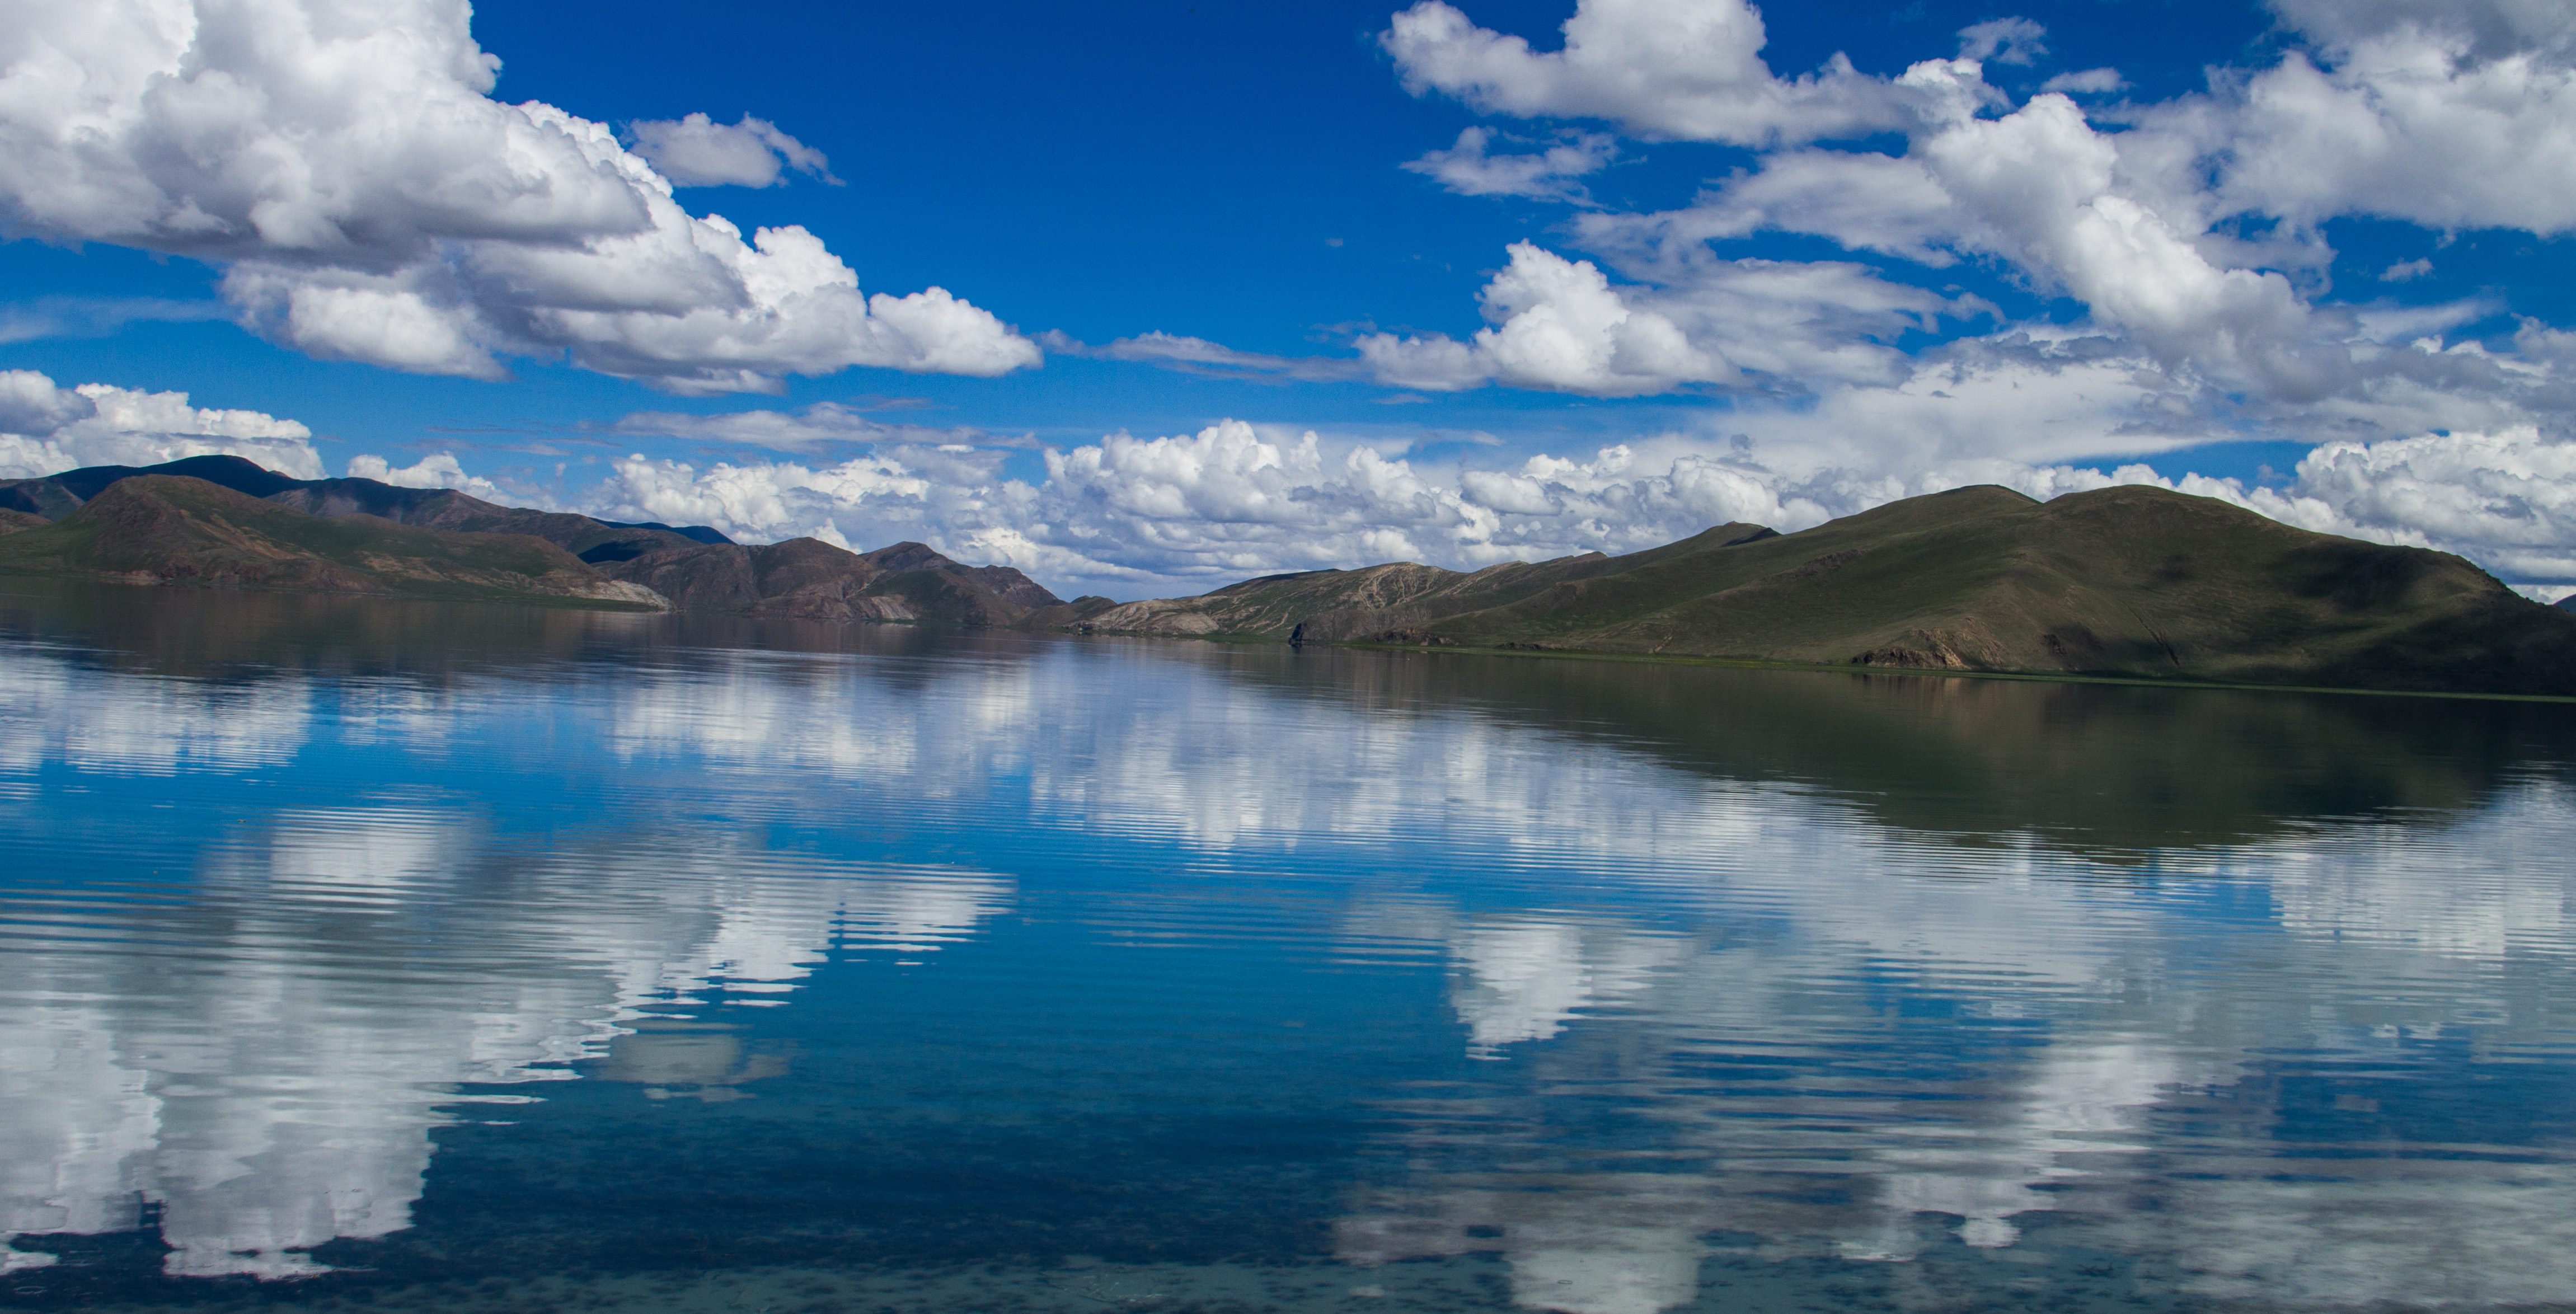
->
4, 579, 2574, 1313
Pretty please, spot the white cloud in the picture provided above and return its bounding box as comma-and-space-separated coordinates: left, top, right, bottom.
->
12, 367, 2573, 603
344, 452, 507, 501
1358, 243, 1724, 395
2195, 21, 2576, 235
1352, 241, 1970, 397
0, 371, 321, 481
2039, 67, 2129, 96
1402, 126, 1617, 203
554, 413, 2076, 596
582, 442, 1096, 579
2380, 257, 2435, 281
547, 393, 2576, 599
1908, 85, 2347, 400
1956, 17, 2047, 67
1387, 0, 2576, 241
0, 0, 1036, 393
1381, 0, 1909, 146
625, 113, 840, 189
2267, 0, 2576, 67
570, 421, 1490, 593
2239, 425, 2576, 581
1369, 0, 2576, 448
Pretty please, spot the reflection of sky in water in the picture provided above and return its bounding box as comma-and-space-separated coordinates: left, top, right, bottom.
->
2, 599, 2574, 1310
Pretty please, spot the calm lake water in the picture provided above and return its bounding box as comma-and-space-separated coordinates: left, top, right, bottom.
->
6, 580, 2576, 1314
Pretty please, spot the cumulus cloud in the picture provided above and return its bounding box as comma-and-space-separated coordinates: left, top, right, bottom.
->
1381, 0, 1909, 145
0, 0, 1036, 393
524, 389, 2575, 599
0, 371, 321, 480
1351, 241, 1970, 397
1572, 66, 2363, 407
2238, 426, 2576, 580
18, 371, 2545, 600
625, 114, 841, 189
343, 452, 508, 501
1357, 243, 1723, 395
2195, 12, 2576, 234
1402, 127, 1618, 202
1038, 0, 2566, 448
1390, 0, 2576, 240
2267, 0, 2576, 65
1370, 0, 2576, 440
534, 389, 2576, 602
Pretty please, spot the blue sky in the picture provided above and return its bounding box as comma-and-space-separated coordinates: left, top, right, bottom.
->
4, 0, 2575, 597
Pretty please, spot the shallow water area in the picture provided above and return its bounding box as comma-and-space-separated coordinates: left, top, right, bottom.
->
4, 579, 2575, 1313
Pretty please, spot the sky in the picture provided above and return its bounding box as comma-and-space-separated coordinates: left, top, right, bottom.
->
3, 0, 2575, 600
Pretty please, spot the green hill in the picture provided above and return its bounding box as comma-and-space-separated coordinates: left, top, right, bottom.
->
1071, 484, 2576, 696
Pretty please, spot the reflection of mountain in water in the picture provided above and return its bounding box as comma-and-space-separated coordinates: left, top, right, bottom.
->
17, 579, 2574, 854
1, 653, 1013, 1278
1217, 644, 2575, 855
8, 587, 2576, 1307
1329, 775, 2576, 1313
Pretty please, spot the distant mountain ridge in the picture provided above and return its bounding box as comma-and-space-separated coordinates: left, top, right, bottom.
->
1073, 484, 2576, 697
0, 457, 1066, 625
1, 454, 734, 561
8, 457, 2571, 695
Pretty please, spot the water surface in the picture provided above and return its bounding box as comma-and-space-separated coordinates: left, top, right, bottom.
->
4, 580, 2574, 1313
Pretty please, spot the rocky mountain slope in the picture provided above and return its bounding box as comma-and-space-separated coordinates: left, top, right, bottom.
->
1074, 484, 2576, 696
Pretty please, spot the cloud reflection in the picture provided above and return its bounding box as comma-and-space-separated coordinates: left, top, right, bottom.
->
1331, 774, 2575, 1312
6, 620, 2575, 1307
1, 773, 1011, 1278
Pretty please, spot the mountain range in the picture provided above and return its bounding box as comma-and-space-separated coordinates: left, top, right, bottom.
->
0, 456, 1077, 623
4, 456, 2571, 695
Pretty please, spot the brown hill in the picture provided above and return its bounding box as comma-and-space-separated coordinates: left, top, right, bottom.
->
0, 476, 666, 608
1073, 484, 2576, 696
0, 455, 1063, 625
265, 480, 707, 562
597, 538, 1064, 627
0, 454, 731, 564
